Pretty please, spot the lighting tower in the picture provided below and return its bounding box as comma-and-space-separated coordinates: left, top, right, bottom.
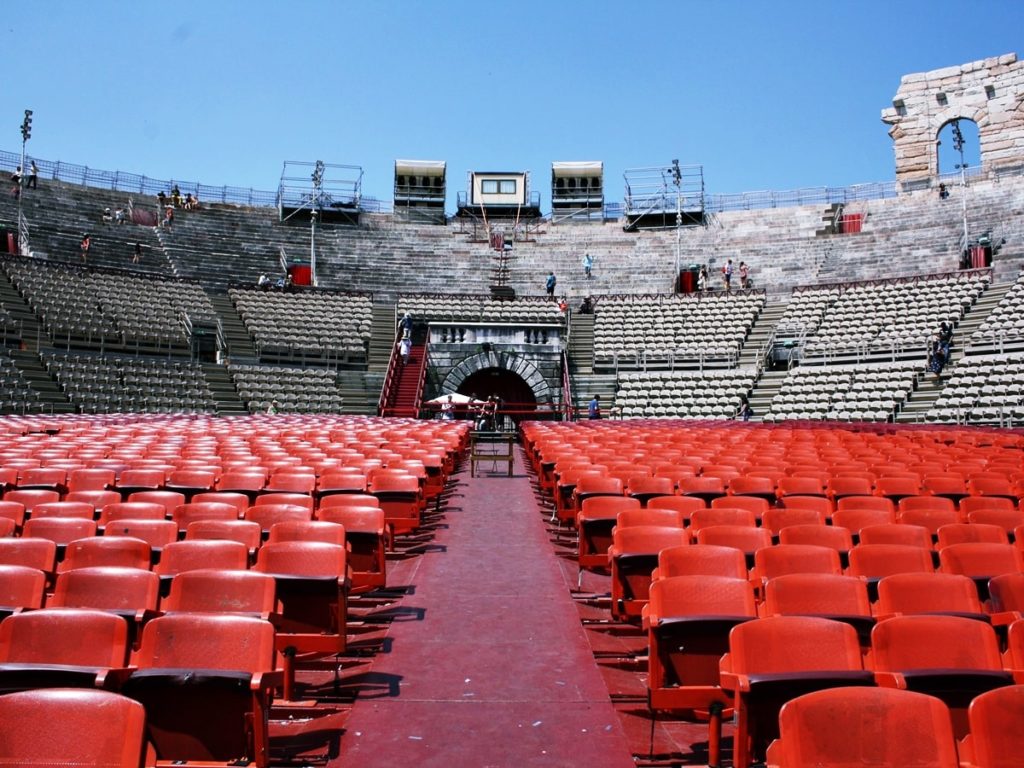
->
17, 109, 32, 255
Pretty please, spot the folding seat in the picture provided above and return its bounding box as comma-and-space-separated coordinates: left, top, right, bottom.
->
263, 472, 316, 495
0, 564, 46, 619
162, 568, 276, 619
647, 495, 706, 522
777, 476, 826, 499
23, 516, 98, 548
155, 540, 249, 581
875, 572, 984, 622
252, 541, 348, 701
897, 497, 960, 537
0, 537, 57, 577
252, 491, 315, 512
0, 518, 12, 538
870, 615, 1012, 738
4, 489, 60, 514
720, 616, 875, 768
171, 501, 240, 534
315, 506, 387, 591
958, 684, 1024, 768
751, 544, 842, 586
645, 575, 757, 768
624, 475, 674, 506
711, 495, 770, 519
119, 613, 281, 766
937, 523, 1008, 548
876, 475, 924, 503
988, 572, 1024, 626
608, 525, 690, 622
0, 688, 147, 767
762, 573, 873, 640
215, 470, 266, 500
267, 520, 345, 546
766, 687, 960, 768
29, 500, 95, 519
16, 467, 68, 493
859, 523, 933, 549
316, 469, 368, 498
654, 544, 747, 581
191, 490, 250, 517
832, 506, 896, 536
922, 472, 970, 504
103, 518, 178, 553
67, 468, 116, 493
50, 565, 160, 631
126, 490, 186, 517
58, 535, 151, 573
690, 507, 758, 533
98, 501, 168, 527
369, 473, 423, 537
0, 501, 25, 531
826, 475, 874, 500
967, 472, 1017, 501
678, 475, 727, 503
244, 504, 314, 538
939, 543, 1024, 598
727, 475, 776, 504
836, 494, 895, 514
761, 506, 825, 536
164, 469, 218, 501
961, 495, 1018, 518
616, 509, 686, 530
0, 605, 132, 693
848, 543, 934, 598
116, 468, 167, 497
318, 493, 381, 511
576, 496, 641, 579
695, 525, 772, 565
778, 523, 854, 555
967, 507, 1024, 535
572, 475, 624, 519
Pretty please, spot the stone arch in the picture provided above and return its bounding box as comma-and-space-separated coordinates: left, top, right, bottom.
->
881, 53, 1024, 187
440, 350, 553, 404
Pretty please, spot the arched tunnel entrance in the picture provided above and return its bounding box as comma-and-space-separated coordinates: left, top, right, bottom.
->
458, 367, 538, 421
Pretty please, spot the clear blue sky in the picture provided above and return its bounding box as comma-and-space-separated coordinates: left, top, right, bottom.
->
4, 1, 1021, 207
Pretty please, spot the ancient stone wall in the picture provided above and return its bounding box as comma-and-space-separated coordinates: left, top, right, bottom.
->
882, 53, 1024, 187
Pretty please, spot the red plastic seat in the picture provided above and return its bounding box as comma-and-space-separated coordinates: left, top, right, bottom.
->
608, 525, 690, 622
162, 568, 276, 618
937, 523, 1008, 548
164, 469, 218, 500
939, 543, 1024, 596
59, 536, 151, 573
244, 504, 314, 537
16, 467, 67, 492
751, 544, 842, 584
0, 501, 25, 530
369, 473, 423, 537
0, 538, 57, 575
120, 613, 281, 766
155, 539, 249, 578
262, 472, 316, 495
826, 475, 875, 501
0, 688, 147, 767
767, 688, 959, 768
66, 468, 116, 493
29, 501, 95, 520
22, 517, 98, 547
616, 508, 686, 529
695, 525, 772, 562
267, 520, 345, 546
625, 475, 675, 506
126, 490, 185, 517
778, 524, 854, 556
647, 495, 706, 522
315, 506, 387, 591
761, 507, 826, 536
847, 543, 934, 586
0, 564, 46, 617
922, 472, 970, 503
720, 616, 874, 768
116, 468, 167, 497
870, 615, 1011, 738
875, 571, 984, 622
988, 572, 1024, 626
727, 475, 776, 504
98, 501, 168, 526
50, 566, 160, 630
678, 475, 727, 503
316, 470, 368, 497
576, 496, 642, 576
190, 491, 251, 517
832, 507, 896, 536
102, 518, 179, 552
171, 501, 240, 534
960, 496, 1018, 518
859, 523, 933, 549
690, 507, 758, 532
4, 489, 60, 514
777, 476, 826, 499
779, 495, 834, 518
762, 573, 873, 641
959, 684, 1024, 768
711, 495, 770, 518
654, 544, 747, 581
184, 518, 263, 553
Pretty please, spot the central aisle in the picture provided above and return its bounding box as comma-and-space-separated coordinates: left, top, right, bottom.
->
337, 450, 636, 767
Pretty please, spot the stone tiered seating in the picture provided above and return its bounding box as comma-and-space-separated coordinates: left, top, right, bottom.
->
44, 352, 216, 413
798, 271, 988, 360
928, 352, 1024, 425
614, 369, 758, 419
4, 257, 216, 349
397, 294, 563, 323
593, 292, 765, 369
228, 288, 372, 362
229, 363, 345, 413
763, 361, 922, 422
970, 271, 1024, 353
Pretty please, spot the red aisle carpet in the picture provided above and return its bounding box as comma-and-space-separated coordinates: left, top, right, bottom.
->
336, 450, 635, 767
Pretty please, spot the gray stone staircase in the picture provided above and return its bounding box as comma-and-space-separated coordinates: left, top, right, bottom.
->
209, 295, 258, 361
0, 268, 43, 351
367, 304, 397, 373
746, 370, 788, 422
570, 373, 618, 419
336, 370, 378, 415
200, 363, 247, 415
567, 314, 595, 374
10, 350, 74, 413
738, 302, 788, 369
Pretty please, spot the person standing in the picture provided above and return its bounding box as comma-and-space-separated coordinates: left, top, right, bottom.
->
27, 162, 38, 190
545, 271, 557, 299
80, 233, 91, 263
582, 253, 594, 279
722, 259, 733, 291
588, 394, 601, 420
132, 242, 142, 264
399, 334, 412, 366
739, 261, 749, 290
400, 312, 413, 336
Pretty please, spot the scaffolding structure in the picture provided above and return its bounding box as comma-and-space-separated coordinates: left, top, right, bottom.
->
278, 160, 363, 225
622, 163, 705, 231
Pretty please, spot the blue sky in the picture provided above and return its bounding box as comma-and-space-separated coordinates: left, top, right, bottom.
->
3, 1, 1021, 207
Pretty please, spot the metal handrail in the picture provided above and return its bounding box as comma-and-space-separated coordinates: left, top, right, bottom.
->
411, 340, 430, 417
377, 327, 403, 415
561, 348, 573, 421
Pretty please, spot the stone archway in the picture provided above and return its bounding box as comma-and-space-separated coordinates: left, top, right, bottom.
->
440, 351, 553, 405
882, 53, 1024, 186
